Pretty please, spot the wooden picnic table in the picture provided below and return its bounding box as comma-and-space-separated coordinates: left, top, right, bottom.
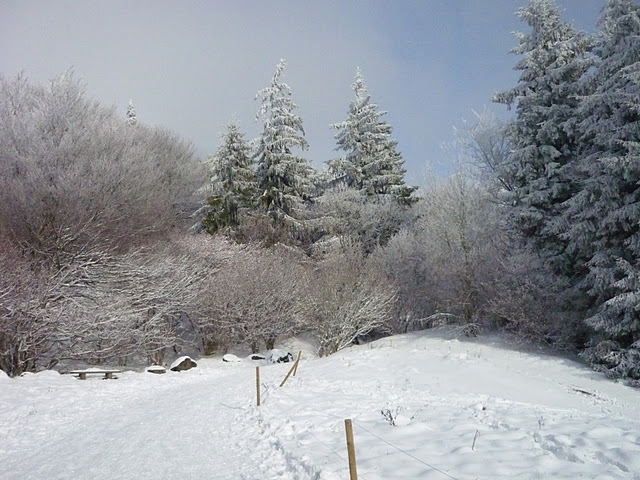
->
69, 369, 121, 380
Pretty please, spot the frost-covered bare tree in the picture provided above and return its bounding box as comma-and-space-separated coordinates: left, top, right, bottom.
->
0, 71, 203, 264
486, 248, 589, 349
309, 239, 396, 356
0, 71, 211, 375
0, 237, 65, 376
368, 228, 432, 333
413, 173, 503, 330
199, 244, 309, 353
63, 236, 232, 366
452, 109, 515, 197
0, 234, 233, 375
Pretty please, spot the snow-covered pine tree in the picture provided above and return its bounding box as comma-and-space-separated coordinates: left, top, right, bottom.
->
493, 0, 593, 277
566, 0, 640, 380
202, 121, 257, 234
126, 99, 137, 126
329, 68, 416, 205
254, 59, 314, 220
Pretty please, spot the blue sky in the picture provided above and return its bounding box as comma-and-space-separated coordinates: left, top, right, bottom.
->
0, 1, 604, 184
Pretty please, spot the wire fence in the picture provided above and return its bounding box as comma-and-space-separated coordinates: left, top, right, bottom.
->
264, 389, 370, 480
264, 375, 462, 480
352, 418, 459, 480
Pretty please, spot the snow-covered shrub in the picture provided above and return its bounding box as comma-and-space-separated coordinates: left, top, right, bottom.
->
368, 228, 432, 332
267, 349, 294, 364
198, 244, 309, 353
309, 239, 396, 356
485, 249, 589, 349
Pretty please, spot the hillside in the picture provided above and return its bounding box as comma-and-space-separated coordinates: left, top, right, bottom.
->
1, 329, 638, 479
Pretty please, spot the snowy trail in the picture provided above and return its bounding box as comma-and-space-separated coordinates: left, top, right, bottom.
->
2, 330, 639, 479
0, 363, 315, 480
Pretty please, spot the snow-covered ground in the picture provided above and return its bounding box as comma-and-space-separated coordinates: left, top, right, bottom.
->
1, 329, 639, 479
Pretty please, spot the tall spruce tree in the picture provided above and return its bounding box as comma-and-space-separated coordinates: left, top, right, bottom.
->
493, 0, 593, 277
202, 121, 256, 234
566, 0, 640, 368
254, 59, 313, 220
329, 69, 416, 205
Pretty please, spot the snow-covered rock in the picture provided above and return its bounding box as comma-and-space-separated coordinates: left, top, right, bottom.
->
222, 354, 242, 363
249, 354, 265, 361
0, 369, 9, 380
267, 349, 293, 364
146, 365, 166, 374
170, 356, 197, 372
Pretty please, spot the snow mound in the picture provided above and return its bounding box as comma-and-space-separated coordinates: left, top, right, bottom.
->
222, 354, 242, 363
267, 349, 293, 363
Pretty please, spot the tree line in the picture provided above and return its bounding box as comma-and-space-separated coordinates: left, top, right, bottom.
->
491, 0, 640, 384
1, 0, 638, 386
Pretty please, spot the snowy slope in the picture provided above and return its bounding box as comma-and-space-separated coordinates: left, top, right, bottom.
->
1, 329, 638, 479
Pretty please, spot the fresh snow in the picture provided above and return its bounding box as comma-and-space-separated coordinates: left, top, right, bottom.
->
1, 329, 638, 479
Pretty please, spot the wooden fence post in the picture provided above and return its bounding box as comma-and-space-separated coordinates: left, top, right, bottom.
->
344, 419, 358, 480
279, 351, 302, 387
292, 351, 302, 376
256, 367, 261, 406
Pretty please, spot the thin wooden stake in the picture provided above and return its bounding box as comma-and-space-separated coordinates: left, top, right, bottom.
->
255, 367, 261, 406
279, 352, 301, 387
344, 419, 358, 480
292, 351, 302, 376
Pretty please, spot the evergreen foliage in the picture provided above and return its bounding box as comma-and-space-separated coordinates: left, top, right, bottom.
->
329, 69, 416, 205
126, 99, 137, 126
565, 0, 640, 354
493, 0, 593, 276
496, 0, 640, 382
254, 59, 314, 220
202, 121, 257, 234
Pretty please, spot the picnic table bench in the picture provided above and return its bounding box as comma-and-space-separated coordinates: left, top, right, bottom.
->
69, 369, 121, 380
